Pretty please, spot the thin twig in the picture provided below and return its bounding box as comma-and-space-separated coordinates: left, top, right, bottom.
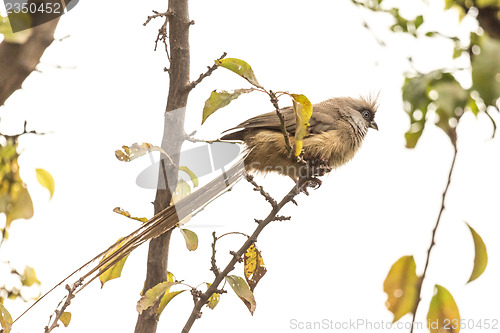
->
245, 174, 277, 209
409, 145, 459, 333
181, 177, 313, 333
0, 121, 47, 140
187, 52, 227, 91
44, 280, 82, 333
210, 232, 220, 276
143, 10, 172, 26
267, 90, 292, 155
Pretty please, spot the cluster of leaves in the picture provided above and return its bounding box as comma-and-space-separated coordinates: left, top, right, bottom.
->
354, 0, 500, 148
384, 223, 487, 330
352, 1, 497, 331
0, 134, 54, 332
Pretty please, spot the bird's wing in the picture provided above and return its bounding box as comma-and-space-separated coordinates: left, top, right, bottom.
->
222, 103, 340, 138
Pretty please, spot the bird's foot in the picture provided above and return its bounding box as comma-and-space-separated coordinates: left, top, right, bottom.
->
296, 176, 322, 195
302, 154, 332, 177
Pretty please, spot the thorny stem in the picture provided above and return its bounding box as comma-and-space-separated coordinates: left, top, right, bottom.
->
187, 52, 227, 91
181, 176, 314, 333
44, 280, 82, 333
409, 145, 458, 333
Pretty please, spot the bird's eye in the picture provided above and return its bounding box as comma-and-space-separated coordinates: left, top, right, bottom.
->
362, 110, 372, 120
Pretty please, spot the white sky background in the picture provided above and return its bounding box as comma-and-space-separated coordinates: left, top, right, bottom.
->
1, 0, 499, 332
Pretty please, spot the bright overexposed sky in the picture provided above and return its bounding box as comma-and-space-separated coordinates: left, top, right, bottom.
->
1, 0, 499, 332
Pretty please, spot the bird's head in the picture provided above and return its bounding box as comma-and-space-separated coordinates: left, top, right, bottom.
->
345, 96, 379, 131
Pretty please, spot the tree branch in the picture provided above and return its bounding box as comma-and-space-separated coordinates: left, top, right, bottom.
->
186, 52, 227, 91
409, 144, 459, 333
44, 280, 82, 333
181, 176, 315, 333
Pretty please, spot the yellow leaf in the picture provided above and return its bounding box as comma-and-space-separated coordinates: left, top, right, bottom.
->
466, 222, 488, 283
202, 89, 254, 124
99, 238, 130, 287
383, 255, 419, 322
427, 285, 461, 333
59, 312, 71, 327
179, 166, 199, 187
113, 207, 148, 223
215, 58, 261, 88
243, 243, 267, 292
0, 303, 12, 333
171, 179, 191, 204
136, 281, 178, 314
225, 275, 256, 315
291, 94, 313, 156
115, 143, 169, 162
179, 228, 198, 251
157, 290, 185, 316
0, 13, 32, 43
206, 283, 221, 310
35, 168, 55, 199
21, 266, 41, 287
5, 186, 33, 225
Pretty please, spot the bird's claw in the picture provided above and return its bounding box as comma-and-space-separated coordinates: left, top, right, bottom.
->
302, 154, 331, 177
297, 176, 322, 195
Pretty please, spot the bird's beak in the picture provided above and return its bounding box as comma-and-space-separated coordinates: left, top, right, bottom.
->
370, 121, 378, 131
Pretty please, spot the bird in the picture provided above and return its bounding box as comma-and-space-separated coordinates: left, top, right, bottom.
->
19, 96, 378, 314
220, 96, 378, 179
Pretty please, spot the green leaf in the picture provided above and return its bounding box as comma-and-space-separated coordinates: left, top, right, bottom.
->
206, 283, 221, 310
244, 243, 267, 292
201, 89, 254, 124
402, 73, 433, 148
112, 207, 148, 223
99, 238, 130, 287
471, 34, 500, 107
179, 228, 198, 251
179, 166, 199, 187
35, 168, 55, 199
0, 303, 12, 333
402, 71, 470, 148
466, 222, 488, 283
427, 285, 460, 333
21, 266, 41, 287
432, 75, 469, 146
291, 94, 313, 156
414, 15, 424, 29
59, 312, 72, 327
225, 275, 256, 315
383, 256, 420, 322
215, 58, 261, 88
137, 281, 178, 314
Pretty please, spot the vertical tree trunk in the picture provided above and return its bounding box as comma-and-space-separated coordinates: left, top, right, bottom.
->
134, 0, 190, 332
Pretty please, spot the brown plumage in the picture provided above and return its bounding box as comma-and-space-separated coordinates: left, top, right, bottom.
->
221, 96, 378, 178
